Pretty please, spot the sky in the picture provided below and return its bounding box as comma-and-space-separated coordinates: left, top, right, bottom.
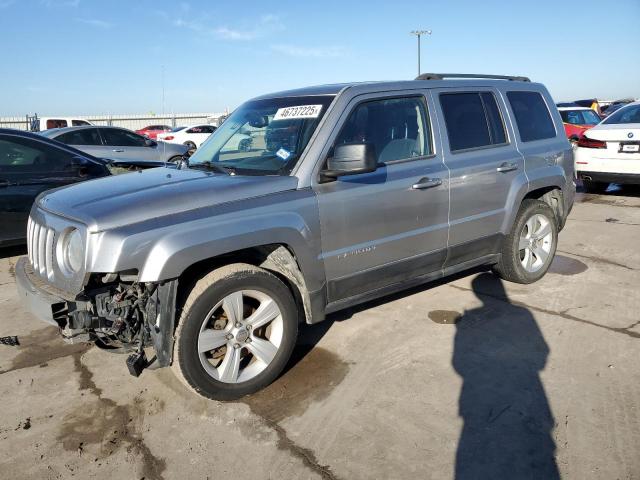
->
0, 0, 638, 116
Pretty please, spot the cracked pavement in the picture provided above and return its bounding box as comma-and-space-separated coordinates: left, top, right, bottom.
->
0, 187, 639, 480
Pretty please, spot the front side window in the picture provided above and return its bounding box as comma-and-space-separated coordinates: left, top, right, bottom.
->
0, 136, 74, 172
440, 92, 507, 151
188, 95, 334, 175
507, 91, 556, 142
57, 128, 102, 146
603, 104, 640, 125
333, 96, 432, 163
101, 128, 147, 147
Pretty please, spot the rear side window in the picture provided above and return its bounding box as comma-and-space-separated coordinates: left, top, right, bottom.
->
439, 92, 507, 151
57, 128, 102, 146
507, 91, 556, 142
46, 119, 67, 129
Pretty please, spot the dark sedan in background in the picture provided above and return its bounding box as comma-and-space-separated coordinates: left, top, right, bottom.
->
40, 126, 189, 163
0, 129, 168, 246
0, 129, 111, 246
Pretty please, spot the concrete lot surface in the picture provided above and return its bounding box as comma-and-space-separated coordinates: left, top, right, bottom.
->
0, 188, 639, 480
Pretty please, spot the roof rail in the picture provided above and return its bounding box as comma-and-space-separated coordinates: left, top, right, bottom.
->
415, 73, 531, 82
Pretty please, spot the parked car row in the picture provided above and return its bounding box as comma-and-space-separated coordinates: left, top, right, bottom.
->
0, 129, 167, 246
574, 101, 640, 192
40, 126, 189, 163
157, 124, 217, 150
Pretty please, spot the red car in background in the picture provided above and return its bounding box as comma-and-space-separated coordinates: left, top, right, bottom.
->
135, 124, 172, 139
557, 107, 601, 143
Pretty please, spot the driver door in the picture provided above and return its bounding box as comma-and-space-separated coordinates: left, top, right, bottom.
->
313, 93, 449, 303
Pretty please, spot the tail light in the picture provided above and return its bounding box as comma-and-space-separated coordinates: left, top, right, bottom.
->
577, 136, 606, 149
164, 136, 174, 140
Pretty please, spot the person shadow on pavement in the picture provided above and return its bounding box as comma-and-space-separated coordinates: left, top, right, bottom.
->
453, 272, 560, 480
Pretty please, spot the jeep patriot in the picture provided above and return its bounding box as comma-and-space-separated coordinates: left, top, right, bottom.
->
16, 74, 575, 400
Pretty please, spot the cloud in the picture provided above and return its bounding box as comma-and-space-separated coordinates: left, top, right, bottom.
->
271, 44, 347, 58
214, 26, 256, 41
173, 13, 282, 41
75, 18, 113, 28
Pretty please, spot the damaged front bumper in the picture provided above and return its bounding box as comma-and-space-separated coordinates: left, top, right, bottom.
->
15, 257, 67, 327
14, 256, 178, 372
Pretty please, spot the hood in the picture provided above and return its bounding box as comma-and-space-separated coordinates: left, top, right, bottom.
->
585, 123, 640, 141
37, 167, 299, 231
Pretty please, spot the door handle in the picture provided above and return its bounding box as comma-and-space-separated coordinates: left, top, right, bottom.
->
496, 162, 518, 173
112, 149, 125, 153
412, 177, 442, 190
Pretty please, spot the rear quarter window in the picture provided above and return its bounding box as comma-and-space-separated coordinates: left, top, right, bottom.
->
507, 91, 556, 142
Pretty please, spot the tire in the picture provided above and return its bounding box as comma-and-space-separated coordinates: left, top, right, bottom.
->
493, 199, 558, 284
168, 155, 183, 163
582, 179, 609, 194
184, 141, 197, 151
172, 263, 298, 401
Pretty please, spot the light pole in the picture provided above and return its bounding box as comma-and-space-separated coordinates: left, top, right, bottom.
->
410, 30, 432, 76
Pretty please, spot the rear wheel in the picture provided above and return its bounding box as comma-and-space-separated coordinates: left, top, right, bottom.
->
582, 179, 609, 194
168, 155, 183, 163
494, 200, 558, 284
172, 264, 298, 401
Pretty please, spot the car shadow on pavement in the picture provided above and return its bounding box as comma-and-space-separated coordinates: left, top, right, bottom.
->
453, 272, 559, 480
0, 245, 26, 260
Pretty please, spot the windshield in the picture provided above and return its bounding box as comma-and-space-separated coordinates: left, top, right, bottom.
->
560, 109, 601, 126
188, 95, 334, 175
603, 104, 640, 124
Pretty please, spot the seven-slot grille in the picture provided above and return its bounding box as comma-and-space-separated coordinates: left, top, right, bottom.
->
27, 216, 56, 281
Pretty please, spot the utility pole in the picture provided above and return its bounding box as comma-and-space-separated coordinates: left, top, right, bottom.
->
161, 64, 165, 117
410, 30, 432, 76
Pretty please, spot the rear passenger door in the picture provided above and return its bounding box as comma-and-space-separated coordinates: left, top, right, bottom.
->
433, 88, 526, 267
56, 128, 104, 157
314, 93, 449, 303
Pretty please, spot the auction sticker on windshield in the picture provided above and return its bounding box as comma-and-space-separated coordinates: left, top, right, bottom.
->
273, 105, 323, 121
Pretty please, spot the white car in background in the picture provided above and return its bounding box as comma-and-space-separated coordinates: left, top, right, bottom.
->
575, 101, 640, 193
157, 124, 217, 150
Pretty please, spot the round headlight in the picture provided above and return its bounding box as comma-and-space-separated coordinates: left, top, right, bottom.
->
64, 229, 84, 273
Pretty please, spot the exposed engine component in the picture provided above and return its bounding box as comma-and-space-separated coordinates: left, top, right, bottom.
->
63, 280, 157, 356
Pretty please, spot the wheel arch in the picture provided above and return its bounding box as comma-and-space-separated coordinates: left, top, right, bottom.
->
176, 243, 315, 325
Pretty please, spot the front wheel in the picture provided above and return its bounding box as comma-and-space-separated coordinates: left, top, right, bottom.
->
172, 264, 298, 401
494, 199, 558, 284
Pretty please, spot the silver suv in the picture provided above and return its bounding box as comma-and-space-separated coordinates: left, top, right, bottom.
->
16, 74, 575, 400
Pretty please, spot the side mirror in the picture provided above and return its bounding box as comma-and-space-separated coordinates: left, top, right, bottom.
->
323, 142, 377, 178
70, 156, 89, 176
145, 138, 157, 147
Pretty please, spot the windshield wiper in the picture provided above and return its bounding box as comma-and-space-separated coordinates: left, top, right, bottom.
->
189, 161, 231, 175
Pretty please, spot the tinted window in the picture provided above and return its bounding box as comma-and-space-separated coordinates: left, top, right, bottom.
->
481, 93, 507, 145
0, 135, 74, 172
334, 96, 432, 163
507, 91, 556, 142
560, 109, 601, 126
72, 120, 91, 126
46, 119, 67, 129
100, 128, 147, 147
440, 92, 507, 151
57, 128, 102, 146
603, 104, 640, 125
